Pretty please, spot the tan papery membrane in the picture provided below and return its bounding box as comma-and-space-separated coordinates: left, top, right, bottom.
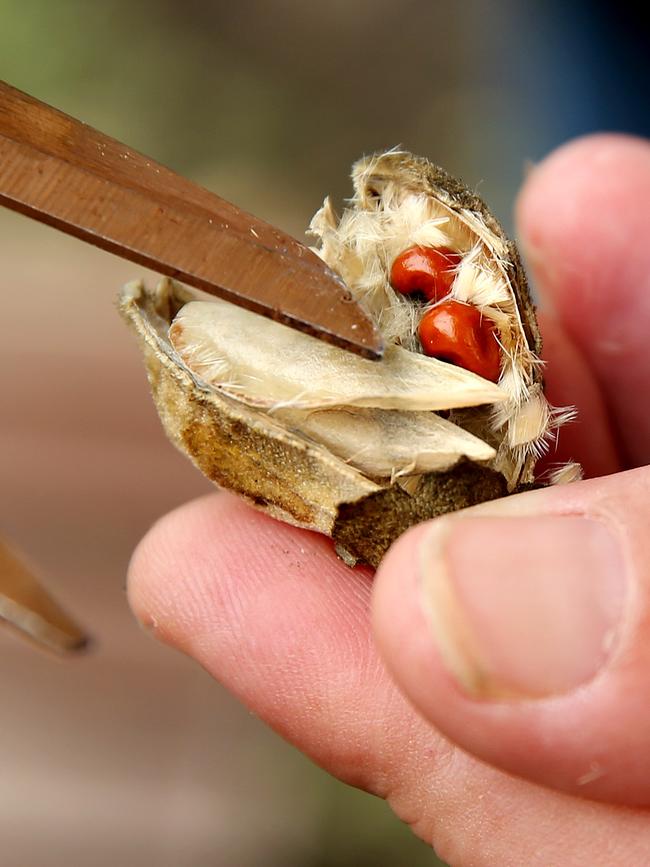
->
170, 299, 505, 411
120, 150, 580, 567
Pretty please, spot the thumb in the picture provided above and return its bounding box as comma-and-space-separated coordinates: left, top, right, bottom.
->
372, 467, 650, 806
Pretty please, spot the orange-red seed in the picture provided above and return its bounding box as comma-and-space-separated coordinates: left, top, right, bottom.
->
390, 245, 462, 302
418, 300, 501, 382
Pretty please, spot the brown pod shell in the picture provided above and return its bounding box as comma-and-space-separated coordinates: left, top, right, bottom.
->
119, 151, 578, 567
120, 278, 506, 568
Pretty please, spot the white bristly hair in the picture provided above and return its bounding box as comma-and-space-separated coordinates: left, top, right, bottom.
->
308, 160, 576, 490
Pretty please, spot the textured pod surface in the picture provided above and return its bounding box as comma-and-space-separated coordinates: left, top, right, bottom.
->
120, 278, 507, 567
309, 150, 564, 488
119, 151, 578, 567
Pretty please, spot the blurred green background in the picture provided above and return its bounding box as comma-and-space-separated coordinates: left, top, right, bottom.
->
1, 2, 647, 866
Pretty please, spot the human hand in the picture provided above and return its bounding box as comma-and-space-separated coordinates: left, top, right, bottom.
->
128, 135, 650, 866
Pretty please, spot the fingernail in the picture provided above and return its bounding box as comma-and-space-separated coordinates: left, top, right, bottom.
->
419, 516, 626, 699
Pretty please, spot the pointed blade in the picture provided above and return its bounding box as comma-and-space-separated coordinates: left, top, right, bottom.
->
0, 80, 383, 359
0, 539, 88, 654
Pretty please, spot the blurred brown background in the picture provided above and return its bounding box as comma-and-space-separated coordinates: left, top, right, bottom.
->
1, 2, 647, 865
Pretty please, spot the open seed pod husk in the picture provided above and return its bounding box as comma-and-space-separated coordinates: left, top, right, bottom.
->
119, 150, 579, 567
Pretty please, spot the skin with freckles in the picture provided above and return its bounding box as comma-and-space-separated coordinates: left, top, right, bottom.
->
128, 134, 650, 866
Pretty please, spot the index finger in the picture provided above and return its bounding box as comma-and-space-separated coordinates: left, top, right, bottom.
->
516, 134, 650, 468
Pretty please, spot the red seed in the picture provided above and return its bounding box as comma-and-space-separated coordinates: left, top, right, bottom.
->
418, 300, 501, 382
390, 245, 462, 302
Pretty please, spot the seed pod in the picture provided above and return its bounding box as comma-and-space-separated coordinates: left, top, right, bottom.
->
119, 150, 579, 567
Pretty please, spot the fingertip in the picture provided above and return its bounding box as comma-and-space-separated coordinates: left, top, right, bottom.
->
372, 521, 441, 707
517, 133, 650, 262
126, 490, 376, 672
126, 493, 238, 647
371, 470, 650, 806
515, 133, 650, 465
537, 311, 620, 478
515, 132, 650, 315
516, 133, 650, 311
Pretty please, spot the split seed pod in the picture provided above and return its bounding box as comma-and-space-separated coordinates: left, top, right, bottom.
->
120, 150, 579, 567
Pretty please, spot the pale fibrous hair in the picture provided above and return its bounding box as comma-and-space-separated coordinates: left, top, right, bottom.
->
169, 149, 578, 492
307, 148, 577, 489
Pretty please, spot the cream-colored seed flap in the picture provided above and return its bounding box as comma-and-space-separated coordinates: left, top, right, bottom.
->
277, 406, 496, 478
170, 299, 506, 412
119, 148, 581, 568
